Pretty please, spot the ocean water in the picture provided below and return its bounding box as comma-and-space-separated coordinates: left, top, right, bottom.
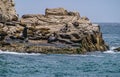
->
0, 23, 120, 77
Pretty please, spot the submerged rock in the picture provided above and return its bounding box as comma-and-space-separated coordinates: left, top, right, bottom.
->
0, 0, 109, 54
114, 47, 120, 51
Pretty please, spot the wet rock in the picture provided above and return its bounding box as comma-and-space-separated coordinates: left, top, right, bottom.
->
114, 47, 120, 51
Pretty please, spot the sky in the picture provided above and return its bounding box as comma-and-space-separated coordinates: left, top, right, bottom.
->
14, 0, 120, 23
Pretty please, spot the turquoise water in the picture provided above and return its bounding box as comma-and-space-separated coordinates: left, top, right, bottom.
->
0, 23, 120, 77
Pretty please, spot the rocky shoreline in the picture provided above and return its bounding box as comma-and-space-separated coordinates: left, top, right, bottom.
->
0, 0, 109, 54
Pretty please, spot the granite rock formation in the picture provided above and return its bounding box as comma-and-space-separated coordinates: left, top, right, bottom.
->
0, 0, 109, 54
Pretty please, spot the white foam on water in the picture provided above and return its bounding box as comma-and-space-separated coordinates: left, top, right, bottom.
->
104, 46, 120, 54
69, 54, 104, 57
103, 50, 115, 54
0, 50, 42, 56
90, 55, 104, 57
110, 46, 118, 50
69, 54, 90, 57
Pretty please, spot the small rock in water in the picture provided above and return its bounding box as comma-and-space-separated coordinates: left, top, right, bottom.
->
114, 47, 120, 51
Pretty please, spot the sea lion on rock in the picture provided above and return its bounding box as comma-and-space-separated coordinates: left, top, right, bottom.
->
48, 33, 57, 43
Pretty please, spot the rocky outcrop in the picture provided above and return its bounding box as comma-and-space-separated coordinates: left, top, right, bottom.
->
0, 0, 109, 54
19, 8, 109, 53
0, 0, 18, 22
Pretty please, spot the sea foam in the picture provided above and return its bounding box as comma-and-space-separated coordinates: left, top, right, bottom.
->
104, 46, 120, 54
104, 50, 115, 54
0, 50, 41, 55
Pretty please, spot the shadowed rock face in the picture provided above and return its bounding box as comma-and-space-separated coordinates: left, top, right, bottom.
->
0, 0, 109, 54
0, 0, 18, 22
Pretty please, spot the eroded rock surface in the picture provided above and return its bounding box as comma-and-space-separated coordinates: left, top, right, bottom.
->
0, 0, 109, 54
0, 0, 18, 22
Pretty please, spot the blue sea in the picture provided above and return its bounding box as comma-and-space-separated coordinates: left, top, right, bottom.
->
0, 23, 120, 77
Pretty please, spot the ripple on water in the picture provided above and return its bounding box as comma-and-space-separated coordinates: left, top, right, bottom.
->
0, 52, 120, 77
0, 48, 120, 76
